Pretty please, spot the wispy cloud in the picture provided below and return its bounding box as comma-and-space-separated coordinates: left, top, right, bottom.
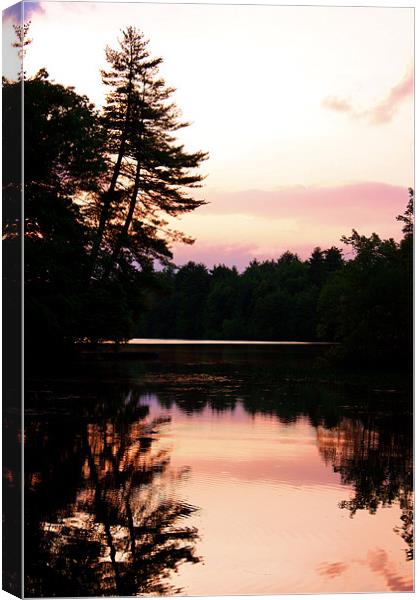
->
322, 96, 353, 114
367, 70, 413, 124
322, 69, 413, 125
199, 182, 408, 224
3, 2, 45, 24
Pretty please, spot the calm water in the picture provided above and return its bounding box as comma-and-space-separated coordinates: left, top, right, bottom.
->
22, 343, 413, 596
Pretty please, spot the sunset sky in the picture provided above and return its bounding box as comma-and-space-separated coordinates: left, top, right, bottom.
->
2, 0, 414, 268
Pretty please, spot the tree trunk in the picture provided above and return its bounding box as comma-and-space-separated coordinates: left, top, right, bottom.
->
102, 156, 142, 280
89, 81, 134, 280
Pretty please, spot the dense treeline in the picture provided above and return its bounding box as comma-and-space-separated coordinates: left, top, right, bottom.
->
136, 199, 413, 367
137, 248, 342, 341
2, 23, 413, 368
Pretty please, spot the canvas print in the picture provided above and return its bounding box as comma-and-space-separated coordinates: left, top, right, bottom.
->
2, 0, 414, 597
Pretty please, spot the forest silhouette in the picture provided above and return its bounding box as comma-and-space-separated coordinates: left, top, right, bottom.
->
2, 23, 413, 368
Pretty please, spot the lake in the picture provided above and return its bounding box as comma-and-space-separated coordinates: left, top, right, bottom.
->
22, 342, 413, 596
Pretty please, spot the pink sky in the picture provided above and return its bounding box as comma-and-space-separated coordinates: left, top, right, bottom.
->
172, 181, 410, 269
2, 1, 414, 269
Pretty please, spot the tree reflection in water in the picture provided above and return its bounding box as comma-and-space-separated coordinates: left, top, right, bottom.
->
24, 388, 200, 597
146, 373, 413, 562
24, 371, 413, 597
316, 412, 413, 560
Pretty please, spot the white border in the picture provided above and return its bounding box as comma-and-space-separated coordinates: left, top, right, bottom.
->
0, 2, 416, 600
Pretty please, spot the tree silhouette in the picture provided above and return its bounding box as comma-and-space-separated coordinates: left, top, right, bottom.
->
3, 69, 107, 352
90, 27, 208, 279
317, 190, 413, 366
397, 188, 414, 239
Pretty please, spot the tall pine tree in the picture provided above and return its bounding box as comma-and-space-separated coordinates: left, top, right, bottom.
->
90, 27, 208, 279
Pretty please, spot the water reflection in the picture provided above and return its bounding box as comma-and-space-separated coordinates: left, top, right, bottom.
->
24, 388, 200, 597
25, 364, 413, 595
317, 415, 413, 560
154, 376, 413, 566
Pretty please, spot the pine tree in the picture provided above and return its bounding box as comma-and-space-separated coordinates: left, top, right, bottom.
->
397, 187, 414, 239
90, 27, 208, 279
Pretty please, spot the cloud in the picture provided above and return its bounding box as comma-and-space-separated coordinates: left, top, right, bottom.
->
24, 2, 45, 21
366, 70, 413, 124
322, 96, 353, 114
322, 69, 413, 125
3, 3, 22, 23
3, 2, 45, 24
170, 182, 409, 269
199, 182, 408, 225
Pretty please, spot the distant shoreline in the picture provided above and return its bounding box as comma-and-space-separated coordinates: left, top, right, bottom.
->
102, 338, 337, 346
